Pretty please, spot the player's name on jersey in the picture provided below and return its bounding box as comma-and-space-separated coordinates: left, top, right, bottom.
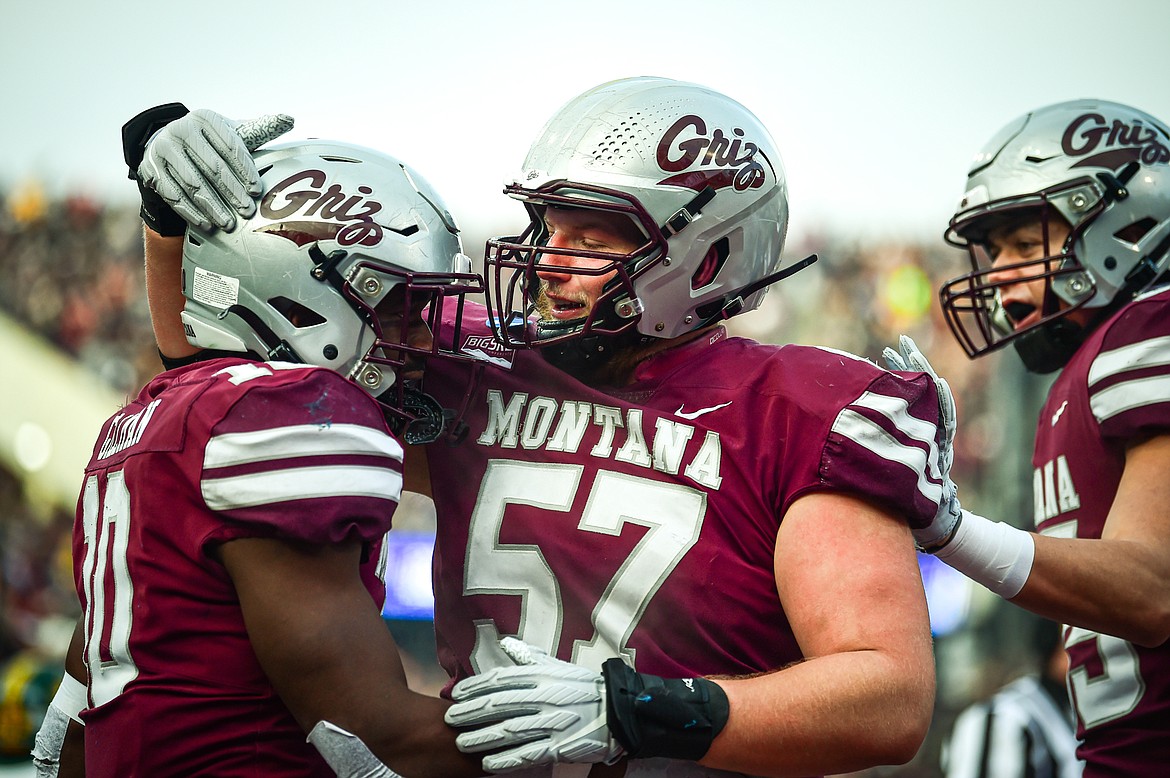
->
97, 399, 163, 460
475, 389, 724, 490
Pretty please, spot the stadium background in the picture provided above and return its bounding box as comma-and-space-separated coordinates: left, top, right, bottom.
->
2, 0, 1169, 774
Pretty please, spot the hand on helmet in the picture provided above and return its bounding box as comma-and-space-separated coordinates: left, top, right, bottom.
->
445, 637, 623, 773
137, 109, 293, 232
883, 335, 963, 552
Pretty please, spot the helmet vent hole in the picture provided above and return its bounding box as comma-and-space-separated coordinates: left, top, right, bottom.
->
1114, 216, 1157, 247
691, 239, 730, 290
269, 296, 326, 328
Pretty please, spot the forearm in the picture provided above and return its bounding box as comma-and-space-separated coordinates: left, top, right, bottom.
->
703, 650, 931, 777
143, 226, 197, 359
1013, 533, 1170, 647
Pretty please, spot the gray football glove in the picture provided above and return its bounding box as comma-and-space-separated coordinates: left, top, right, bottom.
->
445, 638, 624, 773
138, 108, 293, 232
883, 335, 963, 551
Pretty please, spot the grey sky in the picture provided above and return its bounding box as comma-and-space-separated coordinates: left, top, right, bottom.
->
3, 0, 1169, 245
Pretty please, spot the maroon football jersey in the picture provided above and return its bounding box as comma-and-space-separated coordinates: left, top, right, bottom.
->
73, 358, 402, 777
1031, 286, 1170, 776
424, 302, 943, 690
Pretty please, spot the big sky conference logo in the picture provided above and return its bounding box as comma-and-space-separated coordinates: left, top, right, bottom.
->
257, 170, 387, 247
654, 114, 771, 193
1063, 112, 1170, 169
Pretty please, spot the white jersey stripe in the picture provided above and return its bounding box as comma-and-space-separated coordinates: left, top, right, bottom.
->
1087, 335, 1170, 388
204, 423, 404, 469
202, 465, 403, 510
850, 391, 943, 481
1089, 373, 1170, 423
832, 408, 943, 504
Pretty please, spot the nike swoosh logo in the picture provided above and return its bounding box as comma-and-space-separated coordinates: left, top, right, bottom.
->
1051, 400, 1068, 427
674, 401, 733, 420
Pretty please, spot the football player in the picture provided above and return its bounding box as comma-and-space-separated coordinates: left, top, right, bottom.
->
885, 99, 1170, 776
36, 129, 488, 777
121, 78, 945, 777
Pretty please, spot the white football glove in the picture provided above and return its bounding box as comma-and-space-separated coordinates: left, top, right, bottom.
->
882, 335, 963, 551
137, 108, 294, 232
445, 638, 624, 773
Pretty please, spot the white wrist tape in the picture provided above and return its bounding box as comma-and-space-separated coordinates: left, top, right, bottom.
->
50, 673, 87, 724
936, 510, 1035, 599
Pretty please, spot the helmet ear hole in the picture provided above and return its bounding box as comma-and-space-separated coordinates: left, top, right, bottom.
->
269, 296, 326, 328
691, 238, 729, 290
1114, 216, 1158, 247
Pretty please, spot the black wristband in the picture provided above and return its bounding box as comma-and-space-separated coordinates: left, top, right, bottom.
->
122, 103, 190, 237
602, 658, 729, 761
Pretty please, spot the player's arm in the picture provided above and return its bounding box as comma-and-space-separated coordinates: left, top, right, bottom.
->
144, 228, 194, 360
885, 336, 1170, 647
218, 535, 481, 778
446, 491, 933, 776
126, 104, 287, 363
1010, 432, 1170, 647
698, 490, 934, 776
32, 618, 86, 778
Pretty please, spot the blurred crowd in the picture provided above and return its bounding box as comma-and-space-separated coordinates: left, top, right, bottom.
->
0, 185, 1052, 773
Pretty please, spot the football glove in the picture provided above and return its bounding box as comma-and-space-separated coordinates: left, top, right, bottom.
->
882, 334, 963, 552
444, 638, 624, 773
136, 108, 293, 233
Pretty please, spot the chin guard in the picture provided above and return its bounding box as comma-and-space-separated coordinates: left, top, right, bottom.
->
388, 385, 464, 445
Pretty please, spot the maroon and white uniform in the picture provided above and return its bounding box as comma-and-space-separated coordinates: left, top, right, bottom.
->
425, 302, 942, 693
1031, 286, 1170, 776
73, 358, 402, 778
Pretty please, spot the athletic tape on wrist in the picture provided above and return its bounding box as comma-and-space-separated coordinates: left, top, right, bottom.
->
936, 510, 1035, 598
50, 672, 87, 724
602, 658, 729, 761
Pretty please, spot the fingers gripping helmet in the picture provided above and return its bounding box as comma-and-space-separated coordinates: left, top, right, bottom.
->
940, 99, 1170, 372
181, 140, 482, 442
486, 77, 799, 366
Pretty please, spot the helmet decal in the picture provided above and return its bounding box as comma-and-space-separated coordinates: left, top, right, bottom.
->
258, 169, 385, 246
1061, 112, 1170, 169
655, 114, 770, 192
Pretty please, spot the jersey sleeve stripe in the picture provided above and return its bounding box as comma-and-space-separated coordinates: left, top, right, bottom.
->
848, 390, 944, 481
831, 408, 943, 504
1089, 373, 1170, 422
1087, 335, 1170, 387
202, 465, 404, 510
204, 423, 404, 468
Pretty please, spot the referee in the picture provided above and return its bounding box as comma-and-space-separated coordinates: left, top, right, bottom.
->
942, 617, 1082, 778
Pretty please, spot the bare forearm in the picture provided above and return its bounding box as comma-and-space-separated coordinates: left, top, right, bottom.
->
143, 226, 197, 359
1013, 534, 1170, 647
702, 650, 931, 776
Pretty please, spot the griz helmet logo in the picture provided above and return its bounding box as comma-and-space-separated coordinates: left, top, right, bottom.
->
655, 114, 770, 192
258, 170, 385, 247
1062, 112, 1170, 169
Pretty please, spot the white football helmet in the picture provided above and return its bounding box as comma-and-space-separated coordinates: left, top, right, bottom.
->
485, 77, 806, 370
940, 99, 1170, 372
181, 140, 482, 441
